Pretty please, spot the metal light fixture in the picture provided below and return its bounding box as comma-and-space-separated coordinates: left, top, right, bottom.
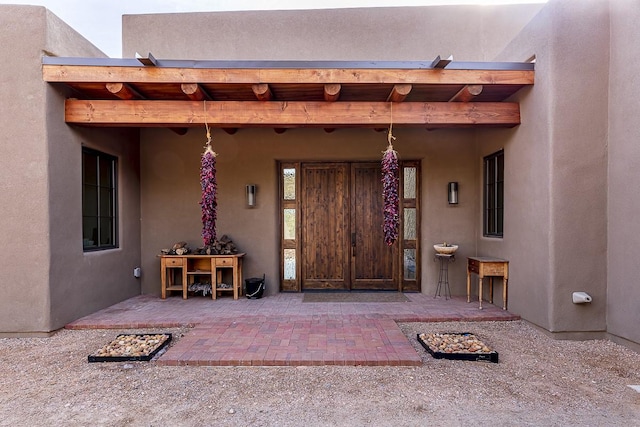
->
448, 182, 458, 205
246, 184, 257, 207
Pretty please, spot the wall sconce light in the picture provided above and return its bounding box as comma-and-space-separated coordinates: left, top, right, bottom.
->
246, 184, 257, 207
448, 182, 458, 205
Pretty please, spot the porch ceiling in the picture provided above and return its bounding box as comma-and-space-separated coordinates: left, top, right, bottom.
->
42, 56, 534, 133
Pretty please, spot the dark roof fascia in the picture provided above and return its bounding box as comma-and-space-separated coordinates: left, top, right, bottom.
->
42, 56, 534, 71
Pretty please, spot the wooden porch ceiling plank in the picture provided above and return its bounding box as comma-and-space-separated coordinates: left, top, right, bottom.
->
43, 65, 534, 85
64, 100, 520, 127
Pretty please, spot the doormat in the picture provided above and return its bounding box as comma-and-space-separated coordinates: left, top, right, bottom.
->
303, 292, 409, 303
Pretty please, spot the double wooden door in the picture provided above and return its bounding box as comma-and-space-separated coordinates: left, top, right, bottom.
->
300, 162, 397, 291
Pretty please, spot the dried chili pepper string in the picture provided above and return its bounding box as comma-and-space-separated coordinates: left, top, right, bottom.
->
382, 103, 400, 246
200, 100, 218, 247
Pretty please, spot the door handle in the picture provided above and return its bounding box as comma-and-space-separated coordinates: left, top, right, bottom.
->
351, 232, 356, 256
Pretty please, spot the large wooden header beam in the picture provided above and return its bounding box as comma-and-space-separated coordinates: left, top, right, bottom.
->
44, 65, 533, 86
64, 100, 521, 128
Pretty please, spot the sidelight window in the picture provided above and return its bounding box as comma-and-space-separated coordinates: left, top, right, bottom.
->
280, 163, 299, 290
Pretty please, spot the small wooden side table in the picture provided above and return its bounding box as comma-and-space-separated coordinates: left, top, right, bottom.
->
159, 254, 245, 300
466, 256, 509, 310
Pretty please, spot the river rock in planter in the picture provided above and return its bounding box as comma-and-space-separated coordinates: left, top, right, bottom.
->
88, 333, 172, 362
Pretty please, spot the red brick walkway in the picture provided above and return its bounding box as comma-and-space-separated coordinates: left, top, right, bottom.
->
158, 316, 421, 366
67, 293, 519, 366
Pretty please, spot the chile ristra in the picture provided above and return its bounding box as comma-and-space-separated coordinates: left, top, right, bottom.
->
200, 145, 218, 246
382, 144, 399, 246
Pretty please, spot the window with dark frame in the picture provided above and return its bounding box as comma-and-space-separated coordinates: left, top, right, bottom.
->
484, 150, 504, 237
82, 148, 118, 251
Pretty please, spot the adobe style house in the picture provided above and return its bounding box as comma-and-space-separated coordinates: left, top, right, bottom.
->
0, 0, 638, 352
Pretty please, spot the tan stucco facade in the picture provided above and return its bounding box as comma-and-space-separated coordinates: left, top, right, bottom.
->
0, 6, 141, 336
1, 1, 639, 351
606, 0, 640, 350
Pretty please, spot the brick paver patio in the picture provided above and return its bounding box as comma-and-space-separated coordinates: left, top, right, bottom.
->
68, 293, 519, 367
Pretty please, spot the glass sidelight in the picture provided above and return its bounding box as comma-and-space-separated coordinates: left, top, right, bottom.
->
280, 163, 300, 291
400, 163, 420, 291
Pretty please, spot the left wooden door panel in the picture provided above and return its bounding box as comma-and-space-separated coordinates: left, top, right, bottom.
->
301, 163, 350, 290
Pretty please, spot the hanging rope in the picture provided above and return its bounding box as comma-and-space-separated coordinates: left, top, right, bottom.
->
203, 100, 216, 154
387, 102, 396, 149
381, 102, 399, 246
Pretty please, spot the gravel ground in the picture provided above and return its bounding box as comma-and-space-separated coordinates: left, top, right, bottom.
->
1, 320, 639, 426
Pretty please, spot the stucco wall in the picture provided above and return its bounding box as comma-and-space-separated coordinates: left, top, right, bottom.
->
491, 0, 609, 334
607, 0, 640, 347
122, 5, 543, 61
0, 6, 51, 334
43, 10, 142, 331
139, 127, 479, 297
0, 6, 141, 334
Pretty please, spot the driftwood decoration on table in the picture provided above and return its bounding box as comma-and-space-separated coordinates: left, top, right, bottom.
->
194, 234, 239, 255
200, 101, 218, 247
382, 103, 400, 246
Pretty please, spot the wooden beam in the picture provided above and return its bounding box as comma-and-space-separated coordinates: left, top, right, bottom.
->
181, 83, 212, 101
324, 84, 341, 102
319, 84, 345, 136
135, 52, 157, 66
252, 84, 272, 101
44, 64, 534, 85
386, 84, 412, 102
105, 82, 143, 100
449, 85, 483, 102
64, 100, 521, 127
431, 55, 453, 69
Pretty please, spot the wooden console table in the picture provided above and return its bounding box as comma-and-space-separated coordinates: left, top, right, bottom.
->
160, 253, 245, 300
466, 256, 509, 310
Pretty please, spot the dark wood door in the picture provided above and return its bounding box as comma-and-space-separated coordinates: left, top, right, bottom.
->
301, 163, 350, 290
351, 163, 397, 290
300, 162, 397, 291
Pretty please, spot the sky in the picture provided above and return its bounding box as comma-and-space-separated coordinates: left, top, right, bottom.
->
1, 0, 547, 57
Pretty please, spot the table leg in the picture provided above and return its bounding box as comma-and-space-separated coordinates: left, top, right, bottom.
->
503, 277, 508, 310
233, 262, 239, 300
161, 260, 167, 299
182, 266, 188, 299
478, 276, 483, 310
212, 267, 218, 300
466, 271, 471, 303
238, 259, 243, 297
